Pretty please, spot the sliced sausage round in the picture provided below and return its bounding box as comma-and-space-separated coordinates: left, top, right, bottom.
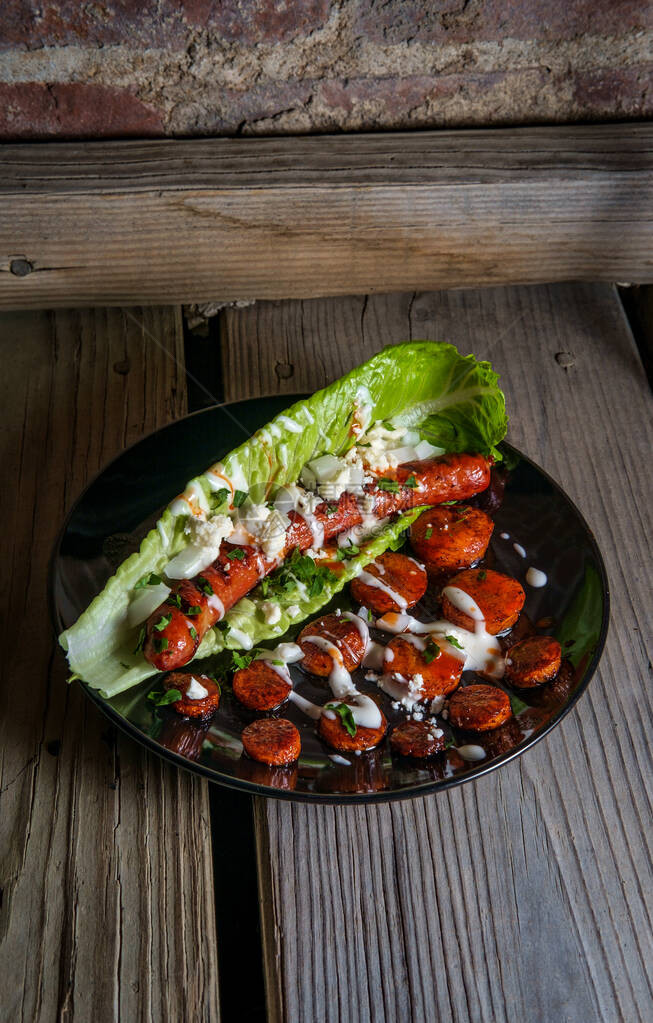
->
448, 684, 512, 732
504, 635, 562, 688
383, 634, 463, 698
390, 720, 446, 758
233, 659, 292, 711
441, 568, 525, 635
410, 504, 494, 575
298, 613, 367, 677
317, 701, 387, 753
241, 718, 301, 765
163, 672, 220, 721
350, 551, 427, 615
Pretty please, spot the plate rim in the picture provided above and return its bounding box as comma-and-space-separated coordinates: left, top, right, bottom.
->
49, 395, 611, 804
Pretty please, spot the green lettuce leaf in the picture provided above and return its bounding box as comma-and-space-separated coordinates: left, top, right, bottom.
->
60, 341, 506, 697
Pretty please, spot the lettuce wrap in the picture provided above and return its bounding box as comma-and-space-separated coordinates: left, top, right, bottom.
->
60, 341, 507, 697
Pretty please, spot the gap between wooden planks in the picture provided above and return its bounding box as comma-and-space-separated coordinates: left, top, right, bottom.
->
0, 308, 220, 1021
219, 284, 653, 1023
1, 124, 653, 310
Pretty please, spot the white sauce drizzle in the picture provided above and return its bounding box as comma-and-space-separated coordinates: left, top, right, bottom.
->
455, 744, 486, 762
357, 568, 408, 610
500, 531, 510, 540
362, 641, 386, 670
329, 754, 351, 766
226, 625, 253, 650
186, 677, 209, 700
207, 593, 225, 620
526, 567, 548, 588
513, 542, 526, 558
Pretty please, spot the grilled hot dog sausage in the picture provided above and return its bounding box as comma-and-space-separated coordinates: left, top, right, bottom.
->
162, 672, 220, 721
409, 505, 494, 575
233, 659, 292, 711
350, 551, 427, 615
383, 634, 463, 699
441, 568, 525, 635
298, 613, 367, 676
448, 684, 511, 732
504, 636, 562, 688
241, 718, 301, 765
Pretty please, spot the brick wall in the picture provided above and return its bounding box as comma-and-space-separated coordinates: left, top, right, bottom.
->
0, 1, 651, 140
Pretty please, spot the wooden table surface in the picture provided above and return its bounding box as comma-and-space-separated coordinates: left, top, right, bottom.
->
1, 283, 651, 1022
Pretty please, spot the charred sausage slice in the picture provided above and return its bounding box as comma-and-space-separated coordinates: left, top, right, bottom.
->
298, 613, 367, 676
233, 659, 292, 710
409, 505, 494, 575
448, 684, 511, 732
383, 634, 463, 698
504, 635, 562, 688
317, 701, 387, 752
441, 568, 525, 635
241, 718, 301, 765
162, 672, 220, 721
350, 551, 427, 614
390, 720, 446, 758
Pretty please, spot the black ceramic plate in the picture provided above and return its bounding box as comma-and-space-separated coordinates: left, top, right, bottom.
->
50, 396, 609, 803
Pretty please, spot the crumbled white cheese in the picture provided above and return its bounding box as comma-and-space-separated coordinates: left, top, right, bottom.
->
186, 513, 233, 549
260, 601, 282, 625
430, 695, 446, 715
286, 604, 301, 618
365, 671, 380, 682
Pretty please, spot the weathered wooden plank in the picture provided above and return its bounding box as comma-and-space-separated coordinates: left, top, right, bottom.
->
1, 125, 652, 310
0, 308, 220, 1021
223, 284, 653, 1023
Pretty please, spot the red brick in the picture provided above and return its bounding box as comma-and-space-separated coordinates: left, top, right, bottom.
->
354, 0, 652, 45
572, 65, 653, 118
0, 0, 332, 49
0, 83, 164, 139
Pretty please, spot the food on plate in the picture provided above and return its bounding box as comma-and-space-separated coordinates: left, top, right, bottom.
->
233, 659, 292, 710
440, 568, 525, 635
409, 504, 494, 575
317, 698, 387, 752
504, 635, 562, 688
382, 634, 463, 698
241, 718, 301, 765
161, 672, 220, 720
447, 684, 512, 732
298, 612, 368, 676
59, 341, 506, 699
349, 550, 427, 614
390, 720, 447, 759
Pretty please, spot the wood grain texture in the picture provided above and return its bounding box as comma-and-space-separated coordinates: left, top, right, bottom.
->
0, 308, 220, 1021
1, 125, 652, 310
223, 284, 653, 1023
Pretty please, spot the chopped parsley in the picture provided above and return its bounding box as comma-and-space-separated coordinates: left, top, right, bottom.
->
232, 650, 256, 671
325, 702, 357, 737
213, 487, 229, 506
326, 503, 339, 515
266, 546, 333, 601
423, 639, 441, 663
153, 636, 169, 653
260, 578, 270, 597
425, 527, 433, 539
134, 572, 162, 590
478, 569, 487, 581
446, 635, 464, 650
404, 475, 418, 489
189, 626, 198, 641
227, 547, 246, 561
377, 477, 400, 493
153, 613, 172, 632
232, 489, 248, 507
216, 620, 231, 634
148, 687, 181, 707
134, 626, 146, 653
197, 575, 214, 596
367, 608, 374, 622
335, 544, 360, 561
185, 604, 202, 616
166, 592, 182, 608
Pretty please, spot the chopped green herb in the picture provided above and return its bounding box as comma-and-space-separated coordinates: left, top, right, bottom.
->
423, 640, 441, 664
260, 578, 270, 597
153, 613, 172, 632
216, 620, 231, 634
271, 659, 284, 666
377, 477, 400, 493
404, 474, 418, 489
309, 575, 325, 598
134, 625, 146, 654
325, 702, 357, 737
326, 503, 339, 514
153, 636, 169, 653
185, 604, 202, 616
189, 626, 198, 641
441, 501, 457, 506
335, 544, 360, 561
147, 687, 181, 707
232, 489, 248, 507
444, 736, 456, 750
424, 527, 434, 541
166, 592, 182, 608
232, 650, 255, 671
134, 572, 163, 590
367, 608, 374, 622
213, 487, 229, 506
446, 635, 464, 650
478, 569, 487, 581
227, 547, 246, 561
265, 546, 333, 601
197, 575, 214, 596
